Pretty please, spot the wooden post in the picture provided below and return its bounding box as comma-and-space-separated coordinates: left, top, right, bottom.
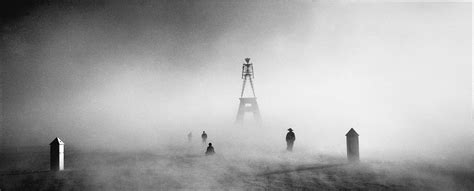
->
346, 128, 359, 162
50, 137, 65, 171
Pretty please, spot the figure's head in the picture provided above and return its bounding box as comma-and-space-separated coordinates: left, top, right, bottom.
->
288, 128, 293, 132
203, 131, 205, 133
245, 58, 250, 63
208, 143, 212, 146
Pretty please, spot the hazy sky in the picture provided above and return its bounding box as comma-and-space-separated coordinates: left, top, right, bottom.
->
0, 0, 472, 160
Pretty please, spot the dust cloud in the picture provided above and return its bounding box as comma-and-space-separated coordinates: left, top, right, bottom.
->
0, 0, 472, 190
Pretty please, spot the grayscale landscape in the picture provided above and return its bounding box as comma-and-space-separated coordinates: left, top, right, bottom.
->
0, 0, 472, 190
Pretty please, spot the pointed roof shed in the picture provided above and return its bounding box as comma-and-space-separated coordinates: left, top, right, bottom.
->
50, 137, 65, 145
345, 128, 359, 137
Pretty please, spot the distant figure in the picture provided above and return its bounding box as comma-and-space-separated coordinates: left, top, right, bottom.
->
206, 143, 215, 155
286, 128, 296, 151
201, 131, 207, 144
187, 132, 192, 142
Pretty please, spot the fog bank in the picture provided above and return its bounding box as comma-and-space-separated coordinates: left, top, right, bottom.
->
0, 0, 472, 162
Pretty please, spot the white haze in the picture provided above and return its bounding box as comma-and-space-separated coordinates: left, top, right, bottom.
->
0, 1, 472, 165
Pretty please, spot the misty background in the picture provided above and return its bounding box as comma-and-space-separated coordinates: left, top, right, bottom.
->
0, 0, 472, 163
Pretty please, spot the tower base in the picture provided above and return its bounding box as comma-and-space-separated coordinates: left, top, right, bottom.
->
235, 97, 261, 125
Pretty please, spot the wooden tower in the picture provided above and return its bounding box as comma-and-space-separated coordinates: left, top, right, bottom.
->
235, 58, 261, 124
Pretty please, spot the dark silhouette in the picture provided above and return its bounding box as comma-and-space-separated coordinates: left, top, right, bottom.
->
206, 143, 215, 155
201, 131, 207, 143
346, 128, 360, 162
286, 128, 295, 151
235, 58, 262, 124
187, 132, 192, 142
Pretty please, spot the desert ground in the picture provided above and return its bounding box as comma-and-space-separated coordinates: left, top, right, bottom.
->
1, 143, 473, 191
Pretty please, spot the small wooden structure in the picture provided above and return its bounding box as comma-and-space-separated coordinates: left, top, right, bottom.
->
50, 137, 65, 171
346, 128, 359, 162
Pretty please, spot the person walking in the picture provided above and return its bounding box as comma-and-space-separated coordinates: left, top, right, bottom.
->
187, 132, 192, 142
286, 128, 296, 151
201, 131, 208, 144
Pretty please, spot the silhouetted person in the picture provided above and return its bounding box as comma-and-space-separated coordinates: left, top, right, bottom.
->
201, 131, 207, 144
286, 128, 295, 151
188, 132, 192, 142
206, 143, 215, 155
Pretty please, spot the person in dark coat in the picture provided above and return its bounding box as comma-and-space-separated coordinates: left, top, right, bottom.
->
205, 143, 215, 155
201, 131, 207, 144
286, 128, 296, 151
